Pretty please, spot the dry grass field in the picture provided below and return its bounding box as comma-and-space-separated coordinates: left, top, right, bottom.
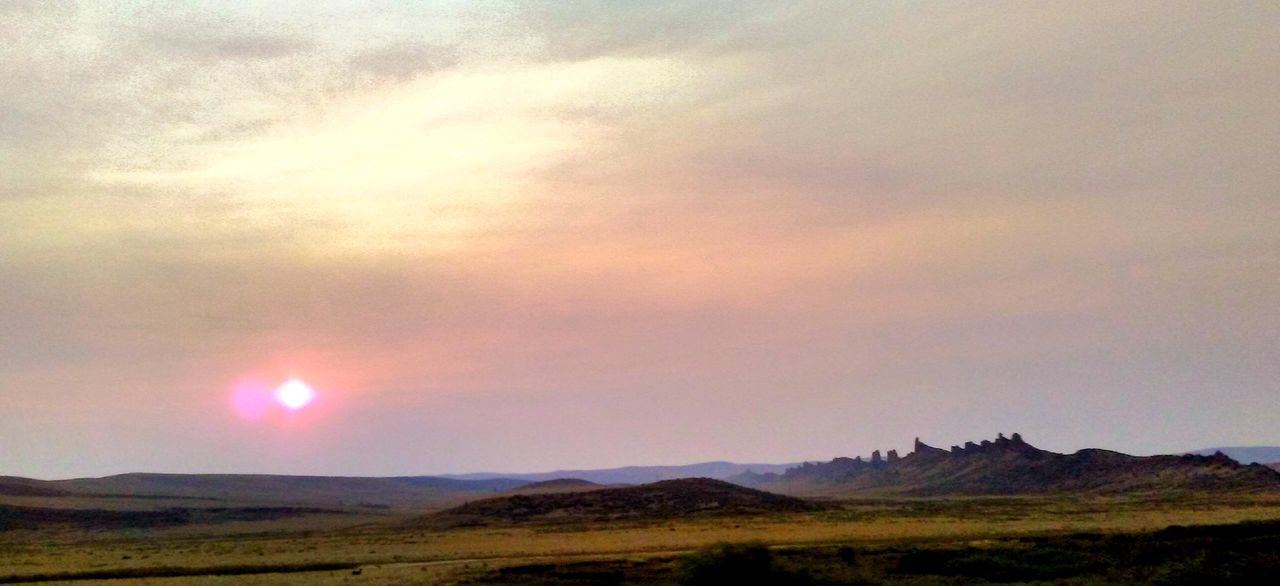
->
4, 493, 1280, 584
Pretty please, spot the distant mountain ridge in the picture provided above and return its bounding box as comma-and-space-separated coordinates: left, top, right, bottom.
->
9, 442, 1276, 507
439, 461, 800, 485
1187, 447, 1280, 465
0, 473, 527, 508
732, 434, 1280, 497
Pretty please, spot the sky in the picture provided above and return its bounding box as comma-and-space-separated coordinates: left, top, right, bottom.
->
1, 1, 1277, 479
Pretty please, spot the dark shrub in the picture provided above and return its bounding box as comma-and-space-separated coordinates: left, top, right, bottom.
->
894, 548, 948, 574
678, 542, 813, 586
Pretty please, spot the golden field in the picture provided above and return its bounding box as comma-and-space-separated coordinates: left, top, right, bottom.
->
4, 493, 1280, 584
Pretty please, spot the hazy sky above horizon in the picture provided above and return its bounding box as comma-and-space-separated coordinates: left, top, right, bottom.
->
2, 1, 1277, 479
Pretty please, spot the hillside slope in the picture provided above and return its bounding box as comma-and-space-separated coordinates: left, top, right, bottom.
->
0, 476, 68, 497
508, 478, 607, 495
732, 434, 1280, 497
418, 478, 820, 527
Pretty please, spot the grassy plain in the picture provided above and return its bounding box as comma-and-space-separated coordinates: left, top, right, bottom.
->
3, 494, 1280, 584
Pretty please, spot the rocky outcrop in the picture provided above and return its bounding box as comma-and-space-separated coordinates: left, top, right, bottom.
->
913, 438, 948, 458
729, 433, 1280, 497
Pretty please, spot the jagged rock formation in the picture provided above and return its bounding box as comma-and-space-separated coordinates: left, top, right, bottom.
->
1185, 446, 1280, 464
729, 434, 1280, 497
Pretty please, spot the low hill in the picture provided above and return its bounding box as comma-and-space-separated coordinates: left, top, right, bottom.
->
0, 474, 528, 509
1187, 447, 1280, 465
417, 478, 820, 527
732, 434, 1280, 497
440, 461, 799, 485
0, 476, 68, 497
1268, 463, 1280, 473
509, 478, 607, 494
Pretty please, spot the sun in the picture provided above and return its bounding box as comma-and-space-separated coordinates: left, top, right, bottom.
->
275, 378, 316, 411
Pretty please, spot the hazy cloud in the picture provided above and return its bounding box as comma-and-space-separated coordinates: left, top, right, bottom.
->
349, 43, 458, 79
144, 26, 311, 61
516, 1, 780, 61
1, 1, 1277, 478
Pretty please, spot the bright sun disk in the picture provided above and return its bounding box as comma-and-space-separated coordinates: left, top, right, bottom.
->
275, 379, 316, 410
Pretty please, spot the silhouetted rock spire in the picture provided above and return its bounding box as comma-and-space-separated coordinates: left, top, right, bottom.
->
733, 430, 1280, 496
912, 437, 947, 457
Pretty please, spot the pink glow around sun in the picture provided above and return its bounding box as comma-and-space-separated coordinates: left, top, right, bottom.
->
275, 378, 316, 410
230, 378, 273, 420
230, 375, 329, 422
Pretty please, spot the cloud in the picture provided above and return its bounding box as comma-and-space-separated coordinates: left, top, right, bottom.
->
78, 54, 710, 259
515, 1, 774, 61
0, 0, 70, 16
349, 43, 458, 80
144, 26, 311, 61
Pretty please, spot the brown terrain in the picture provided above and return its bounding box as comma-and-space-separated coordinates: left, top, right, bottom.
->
417, 478, 822, 528
6, 438, 1280, 585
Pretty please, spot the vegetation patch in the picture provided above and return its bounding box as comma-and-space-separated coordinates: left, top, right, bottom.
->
0, 562, 359, 584
461, 519, 1280, 584
0, 504, 341, 532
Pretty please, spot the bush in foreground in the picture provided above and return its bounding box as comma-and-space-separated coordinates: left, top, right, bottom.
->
678, 542, 813, 586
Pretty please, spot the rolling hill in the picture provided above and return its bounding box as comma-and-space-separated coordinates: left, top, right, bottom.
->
1, 473, 527, 509
10, 438, 1276, 510
732, 434, 1280, 497
417, 478, 821, 528
508, 478, 607, 494
0, 476, 70, 497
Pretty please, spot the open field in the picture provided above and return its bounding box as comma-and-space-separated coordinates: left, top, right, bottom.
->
4, 493, 1280, 584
